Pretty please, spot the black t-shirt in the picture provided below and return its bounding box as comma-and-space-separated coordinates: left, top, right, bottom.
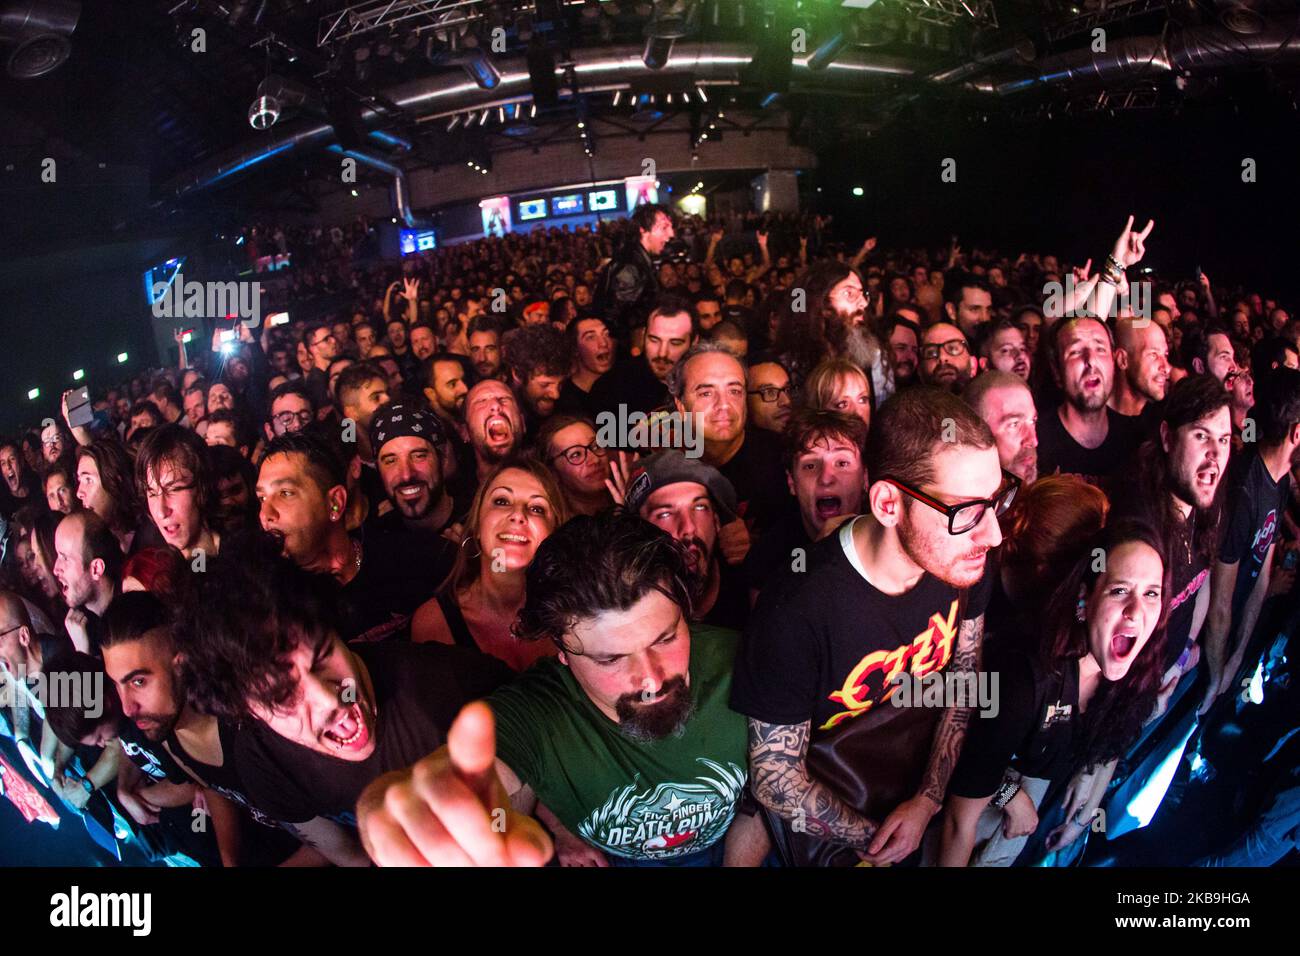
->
586, 355, 668, 421
1035, 403, 1142, 489
715, 427, 791, 537
699, 558, 751, 631
340, 525, 454, 643
117, 719, 189, 785
948, 643, 1079, 798
233, 641, 509, 825
164, 718, 283, 829
731, 516, 993, 735
1219, 448, 1290, 625
743, 508, 813, 596
555, 377, 600, 419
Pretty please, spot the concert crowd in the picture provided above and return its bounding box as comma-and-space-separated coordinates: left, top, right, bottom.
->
2, 204, 1299, 868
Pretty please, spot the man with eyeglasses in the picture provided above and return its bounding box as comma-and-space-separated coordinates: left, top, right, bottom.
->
919, 322, 978, 394
734, 387, 1007, 866
303, 321, 342, 408
264, 381, 318, 441
745, 360, 794, 435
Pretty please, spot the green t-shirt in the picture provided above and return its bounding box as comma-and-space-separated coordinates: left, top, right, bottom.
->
489, 625, 747, 863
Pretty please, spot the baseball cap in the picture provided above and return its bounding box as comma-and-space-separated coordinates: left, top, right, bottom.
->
623, 450, 738, 522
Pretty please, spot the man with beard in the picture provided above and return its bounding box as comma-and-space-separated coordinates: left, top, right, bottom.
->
624, 451, 750, 630
745, 359, 794, 435
102, 590, 373, 868
919, 322, 978, 394
303, 321, 343, 409
1112, 375, 1231, 710
981, 319, 1032, 382
463, 380, 526, 485
733, 387, 1007, 866
943, 276, 994, 341
964, 371, 1040, 486
180, 541, 505, 848
1035, 316, 1142, 488
774, 262, 884, 397
1200, 369, 1300, 715
879, 314, 922, 391
501, 325, 570, 434
743, 409, 869, 602
467, 316, 505, 381
1110, 315, 1172, 432
356, 511, 763, 867
362, 402, 458, 607
587, 297, 697, 420
669, 342, 786, 542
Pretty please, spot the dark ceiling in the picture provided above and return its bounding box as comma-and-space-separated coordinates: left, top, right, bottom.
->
3, 0, 1300, 252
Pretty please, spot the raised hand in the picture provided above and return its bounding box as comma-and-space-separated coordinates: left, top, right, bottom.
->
1072, 258, 1093, 285
402, 277, 420, 301
604, 450, 635, 507
355, 702, 552, 867
1110, 215, 1155, 270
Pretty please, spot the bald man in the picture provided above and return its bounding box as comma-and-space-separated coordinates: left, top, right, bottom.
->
52, 511, 123, 653
1110, 315, 1172, 427
963, 371, 1040, 486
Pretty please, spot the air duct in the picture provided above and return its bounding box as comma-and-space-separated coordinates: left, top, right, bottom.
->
0, 0, 80, 78
327, 145, 433, 228
997, 19, 1300, 95
248, 74, 311, 130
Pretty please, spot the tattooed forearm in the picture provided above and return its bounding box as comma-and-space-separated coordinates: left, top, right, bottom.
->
920, 614, 983, 806
747, 718, 879, 849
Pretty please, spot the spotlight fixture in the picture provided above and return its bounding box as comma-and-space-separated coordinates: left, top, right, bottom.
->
696, 86, 708, 103
447, 114, 462, 131
478, 108, 490, 125
612, 90, 622, 106
498, 106, 505, 122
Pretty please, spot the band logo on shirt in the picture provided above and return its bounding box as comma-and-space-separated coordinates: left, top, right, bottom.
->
822, 598, 959, 730
1251, 510, 1278, 566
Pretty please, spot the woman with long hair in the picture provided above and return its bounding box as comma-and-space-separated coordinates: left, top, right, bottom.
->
535, 415, 612, 517
939, 519, 1169, 867
409, 455, 568, 671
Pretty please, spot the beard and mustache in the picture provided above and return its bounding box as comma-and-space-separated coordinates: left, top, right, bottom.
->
614, 675, 695, 741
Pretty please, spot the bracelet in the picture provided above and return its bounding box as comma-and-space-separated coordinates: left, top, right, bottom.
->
990, 779, 1022, 809
1105, 253, 1126, 274
1073, 809, 1092, 829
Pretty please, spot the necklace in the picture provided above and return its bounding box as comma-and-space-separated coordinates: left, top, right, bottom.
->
351, 539, 362, 574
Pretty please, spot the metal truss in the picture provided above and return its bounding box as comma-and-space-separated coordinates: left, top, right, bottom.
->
318, 0, 493, 48
889, 0, 998, 30
1042, 0, 1168, 44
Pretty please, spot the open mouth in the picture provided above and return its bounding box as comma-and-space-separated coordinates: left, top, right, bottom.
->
1082, 375, 1102, 390
485, 416, 513, 443
1196, 465, 1219, 489
396, 483, 426, 499
1111, 631, 1137, 660
497, 532, 529, 545
814, 496, 843, 520
322, 702, 370, 753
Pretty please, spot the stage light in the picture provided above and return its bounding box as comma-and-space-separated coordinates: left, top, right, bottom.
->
27, 387, 39, 401
448, 114, 462, 131
498, 106, 506, 123
478, 108, 490, 126
578, 121, 585, 129
852, 186, 864, 196
72, 369, 84, 381
612, 90, 622, 106
696, 85, 708, 103
351, 189, 359, 197
530, 103, 537, 118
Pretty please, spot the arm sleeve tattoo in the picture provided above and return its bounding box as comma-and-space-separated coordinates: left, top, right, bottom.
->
919, 613, 984, 807
747, 718, 879, 850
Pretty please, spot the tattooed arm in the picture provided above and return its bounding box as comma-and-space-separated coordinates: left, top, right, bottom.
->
864, 612, 984, 865
919, 613, 983, 807
746, 718, 879, 851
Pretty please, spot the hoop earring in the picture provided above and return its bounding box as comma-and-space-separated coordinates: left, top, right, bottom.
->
460, 535, 483, 561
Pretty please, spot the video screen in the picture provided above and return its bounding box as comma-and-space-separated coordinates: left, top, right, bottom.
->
518, 198, 548, 221
400, 229, 438, 255
144, 256, 185, 305
552, 194, 584, 215
588, 189, 618, 211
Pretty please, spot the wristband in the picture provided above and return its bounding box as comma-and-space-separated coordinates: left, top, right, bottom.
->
990, 779, 1021, 809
